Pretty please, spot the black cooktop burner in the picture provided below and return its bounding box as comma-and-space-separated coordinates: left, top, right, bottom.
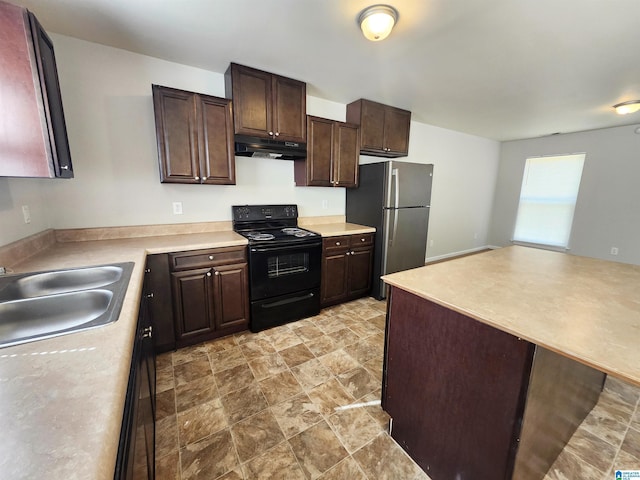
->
246, 232, 276, 241
238, 227, 319, 245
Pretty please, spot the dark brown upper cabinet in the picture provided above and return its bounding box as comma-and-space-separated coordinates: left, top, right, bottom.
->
152, 85, 235, 185
294, 116, 359, 188
225, 63, 306, 143
0, 1, 73, 178
346, 99, 411, 157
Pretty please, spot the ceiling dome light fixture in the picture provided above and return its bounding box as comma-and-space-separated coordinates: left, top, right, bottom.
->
358, 4, 398, 42
613, 100, 640, 115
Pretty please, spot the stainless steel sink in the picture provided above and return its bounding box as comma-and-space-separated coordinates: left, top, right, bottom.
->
0, 290, 113, 348
0, 262, 133, 349
0, 265, 123, 301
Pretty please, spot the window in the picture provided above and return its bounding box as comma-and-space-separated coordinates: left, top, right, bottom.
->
513, 153, 586, 249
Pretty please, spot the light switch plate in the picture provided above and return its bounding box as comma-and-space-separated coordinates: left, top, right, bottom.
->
172, 202, 183, 215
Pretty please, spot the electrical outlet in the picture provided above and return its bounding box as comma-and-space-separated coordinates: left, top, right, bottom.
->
610, 247, 619, 255
172, 202, 183, 215
21, 205, 31, 224
322, 200, 328, 209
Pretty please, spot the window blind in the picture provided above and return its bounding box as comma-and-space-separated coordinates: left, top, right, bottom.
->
513, 153, 586, 248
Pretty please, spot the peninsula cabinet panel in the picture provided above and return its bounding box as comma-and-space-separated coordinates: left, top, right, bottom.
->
383, 286, 605, 480
225, 63, 306, 142
295, 116, 359, 188
152, 84, 235, 185
0, 2, 73, 178
346, 98, 411, 157
383, 287, 534, 480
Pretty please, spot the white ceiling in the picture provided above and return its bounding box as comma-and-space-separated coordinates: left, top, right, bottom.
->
13, 0, 640, 141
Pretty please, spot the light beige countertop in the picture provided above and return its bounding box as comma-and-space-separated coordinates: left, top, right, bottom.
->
382, 246, 640, 387
0, 220, 373, 479
0, 231, 246, 480
305, 222, 376, 237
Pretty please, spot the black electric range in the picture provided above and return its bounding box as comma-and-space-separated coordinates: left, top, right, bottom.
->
232, 205, 322, 332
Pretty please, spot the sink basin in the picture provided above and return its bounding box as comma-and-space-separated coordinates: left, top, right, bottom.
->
0, 290, 113, 348
0, 265, 123, 301
0, 262, 133, 349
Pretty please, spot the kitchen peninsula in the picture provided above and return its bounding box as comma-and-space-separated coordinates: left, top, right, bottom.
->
381, 246, 640, 479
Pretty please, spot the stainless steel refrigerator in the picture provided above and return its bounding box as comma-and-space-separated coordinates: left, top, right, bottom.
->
346, 161, 433, 299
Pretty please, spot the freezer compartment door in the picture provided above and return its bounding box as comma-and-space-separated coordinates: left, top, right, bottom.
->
385, 162, 433, 208
383, 207, 429, 277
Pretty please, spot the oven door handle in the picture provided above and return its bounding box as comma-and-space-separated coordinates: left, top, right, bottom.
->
260, 292, 315, 309
251, 243, 321, 253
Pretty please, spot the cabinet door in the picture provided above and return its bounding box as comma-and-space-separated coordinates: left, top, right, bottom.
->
145, 254, 175, 353
28, 12, 73, 178
321, 250, 349, 306
153, 86, 200, 183
171, 268, 215, 345
347, 247, 373, 298
305, 116, 333, 186
212, 263, 249, 331
230, 64, 272, 138
359, 100, 386, 152
272, 74, 306, 142
383, 107, 411, 156
333, 122, 359, 188
198, 95, 235, 184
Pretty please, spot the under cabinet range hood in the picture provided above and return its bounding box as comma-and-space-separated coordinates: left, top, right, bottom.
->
234, 135, 307, 160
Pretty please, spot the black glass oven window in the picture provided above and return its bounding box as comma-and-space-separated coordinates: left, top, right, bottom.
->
267, 252, 309, 278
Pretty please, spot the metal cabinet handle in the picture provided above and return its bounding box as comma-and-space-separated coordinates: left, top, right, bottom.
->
214, 271, 220, 276
336, 241, 341, 246
145, 268, 151, 273
361, 238, 366, 242
146, 293, 154, 299
209, 255, 214, 260
202, 176, 207, 181
268, 131, 274, 136
274, 132, 280, 137
61, 165, 69, 170
195, 176, 200, 180
143, 326, 153, 339
206, 272, 212, 277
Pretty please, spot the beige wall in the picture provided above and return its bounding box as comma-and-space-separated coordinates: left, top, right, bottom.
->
0, 34, 501, 263
489, 124, 640, 265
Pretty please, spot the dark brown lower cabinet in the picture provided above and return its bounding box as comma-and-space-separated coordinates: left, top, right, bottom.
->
320, 233, 374, 307
169, 246, 249, 348
383, 287, 605, 480
115, 268, 156, 480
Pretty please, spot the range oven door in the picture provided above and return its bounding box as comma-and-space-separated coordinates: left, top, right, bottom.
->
248, 241, 321, 299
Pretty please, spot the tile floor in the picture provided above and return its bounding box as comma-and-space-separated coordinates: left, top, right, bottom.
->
154, 297, 640, 480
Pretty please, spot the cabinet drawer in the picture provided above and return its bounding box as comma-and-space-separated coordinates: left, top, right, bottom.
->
350, 233, 374, 247
323, 236, 351, 253
170, 246, 247, 271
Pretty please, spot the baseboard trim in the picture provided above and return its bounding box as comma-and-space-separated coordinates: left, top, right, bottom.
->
425, 245, 496, 264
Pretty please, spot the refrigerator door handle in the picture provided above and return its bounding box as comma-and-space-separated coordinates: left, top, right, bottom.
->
392, 168, 399, 209
391, 208, 399, 246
